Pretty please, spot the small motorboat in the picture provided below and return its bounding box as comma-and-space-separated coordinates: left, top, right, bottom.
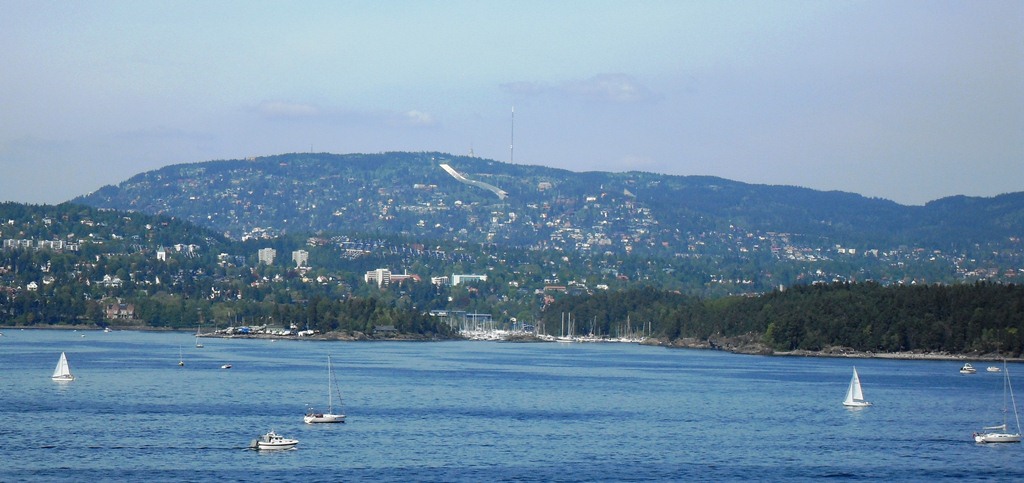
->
250, 430, 298, 450
960, 363, 977, 374
987, 366, 1002, 373
221, 364, 232, 369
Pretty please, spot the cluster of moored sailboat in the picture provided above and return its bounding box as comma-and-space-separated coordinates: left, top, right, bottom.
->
844, 362, 1022, 444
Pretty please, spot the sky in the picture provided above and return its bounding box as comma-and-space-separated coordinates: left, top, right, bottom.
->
1, 1, 1021, 206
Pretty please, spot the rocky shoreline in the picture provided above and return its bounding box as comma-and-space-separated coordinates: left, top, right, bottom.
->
0, 324, 452, 342
199, 331, 448, 342
5, 324, 1021, 362
649, 332, 1024, 362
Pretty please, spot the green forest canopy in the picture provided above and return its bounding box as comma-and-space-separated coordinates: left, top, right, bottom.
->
541, 282, 1024, 356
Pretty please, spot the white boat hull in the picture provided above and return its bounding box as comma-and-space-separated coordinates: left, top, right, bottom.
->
304, 413, 346, 424
974, 432, 1021, 443
842, 400, 872, 408
251, 431, 299, 450
256, 441, 298, 450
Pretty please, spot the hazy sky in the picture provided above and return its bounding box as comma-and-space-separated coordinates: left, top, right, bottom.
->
2, 1, 1021, 206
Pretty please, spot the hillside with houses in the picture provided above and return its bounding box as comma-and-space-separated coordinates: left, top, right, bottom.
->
1, 152, 1023, 353
74, 152, 1024, 289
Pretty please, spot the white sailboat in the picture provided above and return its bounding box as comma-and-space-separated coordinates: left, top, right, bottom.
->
51, 352, 74, 381
842, 367, 871, 407
304, 355, 346, 423
195, 323, 204, 348
974, 361, 1021, 443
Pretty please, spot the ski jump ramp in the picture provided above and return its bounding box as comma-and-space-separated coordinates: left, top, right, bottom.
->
439, 163, 508, 200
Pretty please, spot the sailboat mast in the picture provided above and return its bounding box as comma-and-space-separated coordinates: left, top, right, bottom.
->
1006, 362, 1020, 433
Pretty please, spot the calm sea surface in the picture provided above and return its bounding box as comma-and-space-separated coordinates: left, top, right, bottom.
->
1, 329, 1021, 482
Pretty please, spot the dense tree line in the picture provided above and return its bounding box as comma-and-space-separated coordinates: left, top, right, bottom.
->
127, 293, 455, 338
2, 202, 1023, 352
543, 282, 1024, 356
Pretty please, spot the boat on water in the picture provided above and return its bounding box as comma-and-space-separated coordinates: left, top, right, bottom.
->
987, 366, 1001, 373
960, 363, 977, 374
195, 324, 204, 348
249, 430, 298, 450
221, 364, 232, 369
974, 361, 1021, 443
51, 352, 74, 381
842, 367, 872, 407
305, 355, 346, 424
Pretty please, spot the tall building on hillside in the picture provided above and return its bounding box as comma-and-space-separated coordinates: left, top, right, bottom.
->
292, 249, 309, 267
258, 247, 276, 265
365, 268, 392, 287
452, 274, 487, 286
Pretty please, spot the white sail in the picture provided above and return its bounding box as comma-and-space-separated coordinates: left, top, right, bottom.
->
843, 367, 870, 407
51, 352, 74, 381
850, 369, 864, 401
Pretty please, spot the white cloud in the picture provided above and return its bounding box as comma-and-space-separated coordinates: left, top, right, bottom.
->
565, 74, 654, 103
501, 73, 655, 103
500, 81, 548, 98
256, 101, 320, 119
392, 110, 438, 127
253, 101, 437, 129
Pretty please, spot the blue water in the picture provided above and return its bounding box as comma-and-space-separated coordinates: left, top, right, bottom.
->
1, 329, 1021, 482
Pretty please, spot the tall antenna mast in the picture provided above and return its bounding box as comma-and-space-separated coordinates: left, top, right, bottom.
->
510, 106, 515, 164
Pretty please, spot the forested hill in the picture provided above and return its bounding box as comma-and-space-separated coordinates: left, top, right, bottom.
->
74, 152, 1024, 255
0, 202, 227, 249
1, 201, 1021, 356
542, 282, 1024, 357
